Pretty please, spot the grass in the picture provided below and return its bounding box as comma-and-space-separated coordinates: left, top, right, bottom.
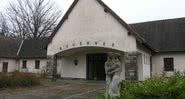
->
0, 71, 40, 89
97, 74, 185, 99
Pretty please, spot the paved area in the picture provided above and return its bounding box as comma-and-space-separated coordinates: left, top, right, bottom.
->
0, 80, 105, 99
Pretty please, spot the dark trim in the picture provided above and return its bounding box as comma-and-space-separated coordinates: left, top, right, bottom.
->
141, 42, 157, 53
0, 56, 17, 59
61, 77, 86, 80
18, 57, 47, 59
155, 51, 185, 54
86, 54, 88, 80
3, 54, 48, 59
48, 0, 79, 44
136, 41, 156, 54
150, 56, 153, 77
0, 56, 47, 59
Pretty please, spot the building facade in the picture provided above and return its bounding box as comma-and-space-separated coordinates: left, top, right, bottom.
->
0, 0, 185, 81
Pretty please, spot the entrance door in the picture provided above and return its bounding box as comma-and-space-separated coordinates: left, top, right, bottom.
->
2, 62, 8, 73
87, 53, 107, 80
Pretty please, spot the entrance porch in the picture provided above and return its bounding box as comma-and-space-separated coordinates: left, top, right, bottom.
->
47, 47, 143, 81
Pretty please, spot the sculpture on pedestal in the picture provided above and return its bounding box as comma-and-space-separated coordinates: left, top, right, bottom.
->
105, 52, 122, 98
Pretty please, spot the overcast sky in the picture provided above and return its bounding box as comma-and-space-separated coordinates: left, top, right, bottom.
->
0, 0, 185, 23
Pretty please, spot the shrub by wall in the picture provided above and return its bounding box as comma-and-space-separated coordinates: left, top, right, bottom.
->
121, 75, 185, 99
98, 74, 185, 99
0, 71, 40, 88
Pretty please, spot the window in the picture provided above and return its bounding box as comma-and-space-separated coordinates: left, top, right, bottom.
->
147, 56, 150, 65
164, 58, 174, 71
2, 62, 8, 72
144, 55, 150, 65
35, 60, 40, 69
22, 60, 27, 69
143, 55, 146, 64
143, 54, 148, 65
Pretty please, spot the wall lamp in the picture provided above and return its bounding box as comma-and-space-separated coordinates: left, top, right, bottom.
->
74, 59, 78, 66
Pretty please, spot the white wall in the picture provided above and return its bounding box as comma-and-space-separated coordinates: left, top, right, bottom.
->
57, 49, 126, 80
137, 46, 152, 81
152, 53, 185, 76
57, 49, 109, 79
0, 58, 17, 72
47, 0, 137, 56
59, 53, 86, 79
19, 59, 47, 74
120, 55, 126, 80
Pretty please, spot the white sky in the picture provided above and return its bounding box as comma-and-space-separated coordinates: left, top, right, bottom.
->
0, 0, 185, 23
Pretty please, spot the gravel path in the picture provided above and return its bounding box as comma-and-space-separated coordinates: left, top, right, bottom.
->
0, 80, 105, 99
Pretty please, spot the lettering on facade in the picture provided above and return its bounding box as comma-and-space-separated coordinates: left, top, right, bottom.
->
87, 42, 90, 45
103, 42, 106, 46
95, 41, 98, 45
59, 41, 116, 51
112, 43, 115, 47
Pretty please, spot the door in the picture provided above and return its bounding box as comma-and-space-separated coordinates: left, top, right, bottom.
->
2, 62, 8, 73
87, 53, 107, 80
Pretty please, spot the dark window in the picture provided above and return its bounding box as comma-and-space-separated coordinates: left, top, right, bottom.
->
164, 58, 174, 71
35, 60, 40, 69
2, 62, 8, 72
22, 60, 27, 69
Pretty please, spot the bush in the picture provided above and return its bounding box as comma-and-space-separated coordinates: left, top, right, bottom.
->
0, 71, 40, 88
98, 74, 185, 99
120, 75, 185, 99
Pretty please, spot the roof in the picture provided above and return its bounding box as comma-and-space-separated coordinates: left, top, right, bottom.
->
48, 0, 145, 45
130, 17, 185, 52
1, 17, 185, 58
0, 36, 48, 58
0, 36, 22, 58
18, 37, 48, 58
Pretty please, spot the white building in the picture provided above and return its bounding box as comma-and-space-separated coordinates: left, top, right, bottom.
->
0, 37, 48, 74
1, 0, 185, 81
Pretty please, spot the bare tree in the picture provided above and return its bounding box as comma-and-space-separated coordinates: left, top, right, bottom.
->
0, 12, 9, 36
6, 0, 61, 38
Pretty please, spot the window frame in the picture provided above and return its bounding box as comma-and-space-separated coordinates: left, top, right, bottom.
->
143, 54, 146, 64
35, 60, 40, 69
2, 62, 8, 72
22, 60, 27, 69
164, 57, 174, 71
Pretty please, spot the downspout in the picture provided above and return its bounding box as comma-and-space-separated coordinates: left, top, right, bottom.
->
16, 39, 24, 71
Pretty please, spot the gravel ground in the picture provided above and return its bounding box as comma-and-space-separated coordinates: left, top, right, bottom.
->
0, 80, 105, 99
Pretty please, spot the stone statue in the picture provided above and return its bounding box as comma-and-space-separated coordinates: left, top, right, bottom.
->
105, 52, 122, 98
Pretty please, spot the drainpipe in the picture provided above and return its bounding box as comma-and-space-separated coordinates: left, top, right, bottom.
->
16, 39, 24, 71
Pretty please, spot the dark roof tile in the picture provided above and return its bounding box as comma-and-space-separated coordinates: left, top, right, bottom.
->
18, 37, 48, 58
0, 36, 21, 58
130, 17, 185, 52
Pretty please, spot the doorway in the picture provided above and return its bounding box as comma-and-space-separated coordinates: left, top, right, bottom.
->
87, 53, 107, 80
2, 62, 8, 73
